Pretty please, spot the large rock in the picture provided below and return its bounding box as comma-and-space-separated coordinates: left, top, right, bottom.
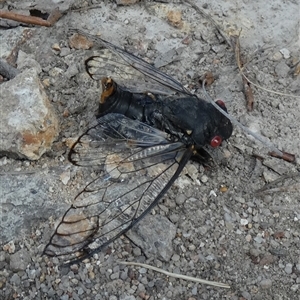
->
1, 170, 69, 244
126, 214, 177, 262
0, 68, 59, 160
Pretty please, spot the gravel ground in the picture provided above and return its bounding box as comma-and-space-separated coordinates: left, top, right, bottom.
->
1, 1, 300, 299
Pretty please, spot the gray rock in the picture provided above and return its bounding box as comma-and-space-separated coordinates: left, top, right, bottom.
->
249, 248, 260, 257
274, 61, 290, 78
78, 287, 84, 295
270, 51, 282, 61
224, 212, 232, 222
110, 272, 119, 280
120, 271, 128, 281
10, 248, 31, 271
120, 296, 136, 300
1, 171, 68, 243
241, 291, 252, 300
27, 269, 37, 280
60, 47, 71, 57
17, 50, 42, 74
0, 58, 19, 79
10, 273, 21, 285
279, 48, 290, 59
65, 64, 79, 79
0, 251, 6, 262
284, 263, 293, 274
192, 286, 197, 295
289, 77, 300, 94
171, 254, 180, 262
290, 284, 299, 292
138, 267, 147, 274
154, 47, 184, 68
0, 68, 59, 160
126, 214, 176, 261
0, 27, 25, 57
175, 193, 186, 205
260, 278, 272, 289
132, 247, 141, 256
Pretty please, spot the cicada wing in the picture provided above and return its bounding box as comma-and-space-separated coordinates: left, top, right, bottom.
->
85, 52, 174, 95
68, 113, 171, 167
70, 29, 193, 96
44, 114, 192, 263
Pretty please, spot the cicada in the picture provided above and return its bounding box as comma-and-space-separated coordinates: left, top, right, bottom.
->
43, 29, 233, 263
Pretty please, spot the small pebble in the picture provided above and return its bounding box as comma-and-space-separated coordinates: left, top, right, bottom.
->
52, 43, 61, 51
200, 175, 208, 183
245, 234, 252, 242
240, 218, 249, 226
60, 170, 71, 185
133, 247, 141, 256
172, 254, 180, 262
138, 268, 147, 274
176, 194, 186, 205
271, 51, 282, 61
224, 213, 232, 222
254, 235, 264, 243
220, 185, 228, 193
280, 48, 290, 59
0, 251, 5, 262
290, 284, 299, 292
260, 278, 272, 289
209, 190, 217, 197
60, 47, 71, 57
10, 273, 21, 285
192, 286, 197, 295
249, 248, 260, 257
284, 263, 293, 274
241, 291, 252, 300
3, 241, 15, 254
110, 272, 119, 280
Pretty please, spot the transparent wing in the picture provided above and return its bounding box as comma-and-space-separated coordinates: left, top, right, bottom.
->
85, 52, 176, 95
43, 114, 192, 263
70, 28, 193, 96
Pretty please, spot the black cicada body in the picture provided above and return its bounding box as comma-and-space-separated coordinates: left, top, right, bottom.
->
96, 76, 232, 149
43, 29, 233, 263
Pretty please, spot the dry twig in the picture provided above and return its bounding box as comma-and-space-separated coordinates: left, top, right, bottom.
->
256, 171, 300, 194
232, 34, 255, 111
232, 36, 300, 99
0, 8, 62, 27
268, 151, 296, 163
118, 261, 230, 288
0, 10, 51, 26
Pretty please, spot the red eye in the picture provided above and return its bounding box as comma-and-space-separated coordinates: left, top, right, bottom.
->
216, 99, 226, 108
210, 136, 222, 148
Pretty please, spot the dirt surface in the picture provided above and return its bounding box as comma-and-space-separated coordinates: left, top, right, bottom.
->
1, 1, 300, 299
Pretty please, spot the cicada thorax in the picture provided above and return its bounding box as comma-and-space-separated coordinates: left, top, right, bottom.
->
98, 77, 162, 122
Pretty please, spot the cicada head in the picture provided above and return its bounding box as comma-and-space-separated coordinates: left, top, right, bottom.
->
208, 100, 233, 148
